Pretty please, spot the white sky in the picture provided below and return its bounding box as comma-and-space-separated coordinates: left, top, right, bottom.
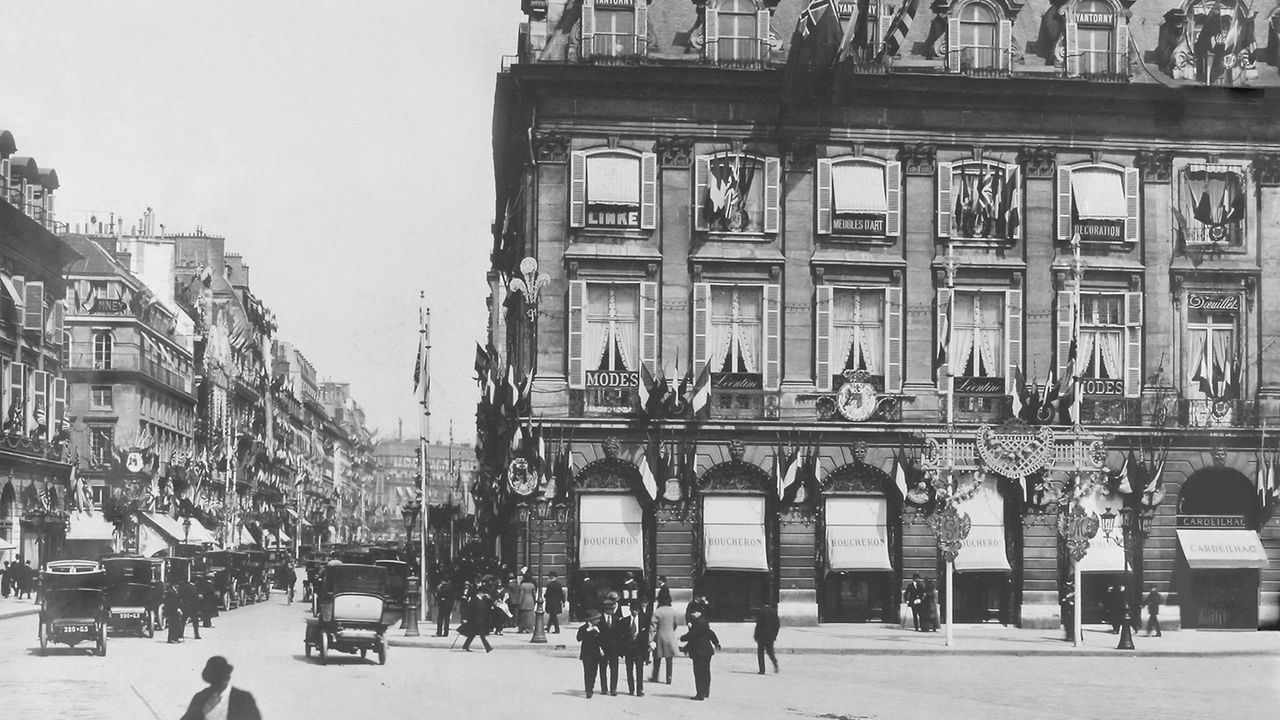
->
0, 1, 525, 444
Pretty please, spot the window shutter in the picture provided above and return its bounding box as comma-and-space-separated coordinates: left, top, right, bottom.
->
937, 161, 952, 238
1065, 20, 1080, 76
886, 285, 904, 393
1114, 21, 1130, 77
570, 150, 587, 228
1125, 291, 1143, 398
815, 285, 833, 391
30, 370, 49, 435
947, 17, 961, 71
1124, 167, 1140, 243
764, 283, 782, 391
23, 184, 35, 214
693, 282, 711, 379
567, 280, 587, 389
757, 9, 772, 61
640, 152, 658, 230
634, 0, 649, 55
0, 158, 9, 185
998, 19, 1013, 71
1057, 291, 1075, 377
12, 275, 24, 312
816, 158, 833, 235
581, 0, 596, 59
640, 281, 659, 376
885, 160, 902, 239
1057, 165, 1073, 241
704, 6, 720, 63
23, 280, 44, 332
694, 155, 710, 231
47, 299, 65, 345
7, 362, 25, 436
936, 288, 953, 391
53, 377, 67, 441
1004, 289, 1022, 393
764, 157, 781, 234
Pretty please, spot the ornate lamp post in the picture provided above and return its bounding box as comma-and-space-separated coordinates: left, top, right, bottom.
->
517, 498, 569, 644
401, 498, 422, 637
1101, 505, 1136, 650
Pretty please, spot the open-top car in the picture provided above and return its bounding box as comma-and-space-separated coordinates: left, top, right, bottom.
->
103, 557, 157, 638
38, 560, 108, 656
305, 564, 392, 665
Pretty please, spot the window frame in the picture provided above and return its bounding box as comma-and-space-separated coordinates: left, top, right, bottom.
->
1184, 297, 1243, 401
936, 159, 1023, 244
91, 385, 114, 410
1063, 0, 1130, 78
569, 147, 658, 232
694, 151, 782, 235
1056, 161, 1140, 244
816, 155, 902, 241
703, 0, 771, 66
580, 0, 649, 61
1176, 160, 1250, 251
946, 0, 1012, 73
93, 331, 114, 370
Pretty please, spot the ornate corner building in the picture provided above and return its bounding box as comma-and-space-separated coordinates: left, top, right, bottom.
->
479, 0, 1280, 631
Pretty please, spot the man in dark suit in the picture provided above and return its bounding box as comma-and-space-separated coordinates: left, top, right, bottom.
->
180, 656, 261, 720
577, 610, 605, 698
616, 600, 650, 696
597, 594, 620, 695
180, 579, 203, 640
434, 579, 455, 637
543, 572, 565, 634
904, 574, 926, 631
680, 609, 721, 701
577, 573, 597, 621
754, 603, 780, 674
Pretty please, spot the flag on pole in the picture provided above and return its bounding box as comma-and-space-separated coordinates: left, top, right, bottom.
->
877, 0, 919, 60
935, 297, 951, 376
474, 343, 489, 384
636, 363, 656, 417
776, 445, 801, 500
690, 364, 712, 422
893, 449, 910, 500
413, 309, 430, 406
1191, 342, 1213, 397
836, 0, 864, 61
1010, 366, 1029, 421
781, 0, 844, 106
636, 442, 658, 506
1117, 446, 1137, 495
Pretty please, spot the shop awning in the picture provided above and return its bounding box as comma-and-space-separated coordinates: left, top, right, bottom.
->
65, 511, 116, 541
832, 161, 887, 213
702, 495, 769, 572
277, 527, 292, 544
587, 155, 639, 205
0, 536, 16, 551
1073, 488, 1127, 573
139, 512, 187, 542
952, 478, 1011, 573
138, 522, 170, 558
185, 519, 218, 546
1176, 529, 1269, 569
1071, 168, 1126, 219
825, 497, 891, 571
578, 493, 644, 570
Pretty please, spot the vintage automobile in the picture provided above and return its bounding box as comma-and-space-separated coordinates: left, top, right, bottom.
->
366, 546, 401, 563
203, 550, 239, 610
153, 556, 193, 629
304, 564, 392, 665
103, 557, 157, 638
38, 560, 108, 656
226, 550, 253, 605
374, 559, 411, 619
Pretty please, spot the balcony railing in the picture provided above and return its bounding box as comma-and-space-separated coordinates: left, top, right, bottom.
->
68, 350, 192, 394
955, 47, 1010, 77
1078, 397, 1142, 426
1179, 399, 1258, 429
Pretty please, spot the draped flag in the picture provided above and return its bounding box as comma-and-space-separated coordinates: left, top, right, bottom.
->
690, 364, 712, 422
935, 298, 951, 375
781, 0, 844, 106
877, 0, 919, 60
893, 448, 910, 500
1116, 446, 1138, 495
636, 441, 659, 506
836, 0, 865, 61
776, 445, 801, 500
1191, 342, 1213, 397
413, 309, 430, 406
474, 342, 489, 384
1010, 366, 1030, 421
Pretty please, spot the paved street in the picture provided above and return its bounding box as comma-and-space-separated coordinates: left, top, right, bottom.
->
2, 592, 1278, 720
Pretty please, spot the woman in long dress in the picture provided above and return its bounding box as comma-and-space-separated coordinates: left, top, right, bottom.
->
648, 589, 680, 684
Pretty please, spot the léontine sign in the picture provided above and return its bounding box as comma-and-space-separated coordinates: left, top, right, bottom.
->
1177, 515, 1248, 528
1187, 294, 1240, 312
955, 377, 1004, 395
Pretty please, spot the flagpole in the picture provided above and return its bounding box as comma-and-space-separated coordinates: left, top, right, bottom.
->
946, 239, 956, 427
419, 302, 431, 625
1071, 234, 1083, 427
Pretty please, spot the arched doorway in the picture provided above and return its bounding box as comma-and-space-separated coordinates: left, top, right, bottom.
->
1175, 466, 1266, 629
818, 460, 900, 623
571, 452, 649, 619
697, 452, 772, 622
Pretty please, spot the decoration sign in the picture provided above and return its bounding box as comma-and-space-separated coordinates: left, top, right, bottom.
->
508, 458, 537, 497
1187, 294, 1240, 312
1177, 514, 1248, 528
585, 370, 639, 388
955, 377, 1005, 395
712, 372, 763, 390
1058, 503, 1101, 562
835, 379, 879, 422
833, 212, 887, 237
1076, 219, 1124, 242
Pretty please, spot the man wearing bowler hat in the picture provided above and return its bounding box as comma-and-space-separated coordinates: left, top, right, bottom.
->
180, 656, 261, 720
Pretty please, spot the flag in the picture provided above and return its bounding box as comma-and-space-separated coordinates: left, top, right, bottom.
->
649, 365, 670, 417
877, 0, 919, 60
781, 0, 844, 106
893, 449, 910, 500
1010, 366, 1028, 421
775, 445, 800, 500
1191, 342, 1213, 397
474, 343, 489, 384
518, 369, 536, 415
1117, 446, 1138, 495
935, 298, 951, 375
636, 363, 656, 417
690, 364, 712, 422
636, 442, 658, 506
413, 310, 430, 406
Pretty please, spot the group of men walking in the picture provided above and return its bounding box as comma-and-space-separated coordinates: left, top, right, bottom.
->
1, 558, 36, 598
161, 573, 219, 643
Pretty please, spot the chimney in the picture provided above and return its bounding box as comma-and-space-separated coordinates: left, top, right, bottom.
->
114, 251, 132, 268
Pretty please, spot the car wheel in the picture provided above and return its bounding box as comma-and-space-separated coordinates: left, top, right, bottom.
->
377, 642, 387, 666
220, 592, 229, 611
144, 616, 154, 639
38, 621, 47, 655
97, 625, 107, 657
318, 631, 328, 664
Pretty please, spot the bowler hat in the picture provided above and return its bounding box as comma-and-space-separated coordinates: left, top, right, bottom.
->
585, 609, 602, 622
601, 597, 617, 611
201, 656, 233, 683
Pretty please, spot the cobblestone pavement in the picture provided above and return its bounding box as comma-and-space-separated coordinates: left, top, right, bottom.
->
1, 596, 1277, 720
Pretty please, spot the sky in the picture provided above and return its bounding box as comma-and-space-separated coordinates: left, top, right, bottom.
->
0, 1, 525, 444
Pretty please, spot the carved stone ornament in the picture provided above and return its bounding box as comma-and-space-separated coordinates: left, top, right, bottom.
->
508, 458, 537, 497
1255, 154, 1280, 187
577, 457, 640, 490
532, 132, 570, 164
656, 137, 694, 168
728, 438, 747, 462
822, 459, 891, 494
927, 505, 971, 563
602, 436, 622, 460
975, 425, 1056, 479
701, 458, 770, 492
1135, 149, 1173, 184
1017, 147, 1057, 179
1058, 503, 1100, 562
898, 144, 937, 177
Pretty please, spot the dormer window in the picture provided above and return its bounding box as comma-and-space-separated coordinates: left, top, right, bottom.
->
816, 156, 902, 240
947, 1, 1012, 73
937, 160, 1022, 243
581, 0, 649, 60
1166, 0, 1258, 86
695, 152, 781, 235
1056, 163, 1139, 243
704, 0, 772, 65
1064, 0, 1130, 78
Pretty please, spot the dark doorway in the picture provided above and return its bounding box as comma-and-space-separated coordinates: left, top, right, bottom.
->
1079, 572, 1124, 625
1180, 565, 1260, 629
699, 570, 767, 622
822, 572, 894, 622
950, 572, 1010, 623
1175, 466, 1261, 629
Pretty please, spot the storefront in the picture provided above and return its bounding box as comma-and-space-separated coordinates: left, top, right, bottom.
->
951, 477, 1012, 623
576, 491, 645, 608
1072, 486, 1128, 624
700, 493, 769, 621
823, 496, 894, 622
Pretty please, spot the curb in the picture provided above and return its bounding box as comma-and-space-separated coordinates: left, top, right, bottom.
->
0, 607, 38, 622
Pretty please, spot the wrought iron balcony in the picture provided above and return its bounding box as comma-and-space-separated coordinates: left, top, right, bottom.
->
1179, 399, 1258, 429
1078, 397, 1142, 426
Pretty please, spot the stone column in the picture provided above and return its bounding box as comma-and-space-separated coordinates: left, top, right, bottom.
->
1136, 150, 1176, 423
899, 144, 940, 423
1255, 153, 1280, 423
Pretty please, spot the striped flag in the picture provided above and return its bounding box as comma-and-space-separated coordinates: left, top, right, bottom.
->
935, 299, 951, 375
413, 309, 430, 406
893, 449, 910, 500
690, 364, 712, 422
776, 446, 801, 500
877, 0, 919, 60
637, 442, 658, 506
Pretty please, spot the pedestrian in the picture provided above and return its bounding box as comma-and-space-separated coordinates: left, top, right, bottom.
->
684, 593, 706, 625
597, 593, 621, 695
197, 573, 218, 628
653, 575, 668, 605
517, 572, 536, 633
1060, 581, 1076, 642
649, 588, 679, 685
506, 573, 521, 630
460, 586, 493, 652
1108, 584, 1124, 634
924, 578, 940, 632
1, 560, 10, 598
1144, 587, 1162, 637
434, 578, 455, 638
904, 573, 925, 631
165, 581, 185, 643
491, 581, 511, 635
617, 600, 649, 696
577, 610, 605, 699
543, 571, 564, 634
754, 602, 779, 674
577, 572, 597, 620
180, 578, 203, 640
179, 656, 261, 720
620, 571, 640, 607
679, 607, 720, 701
281, 563, 297, 605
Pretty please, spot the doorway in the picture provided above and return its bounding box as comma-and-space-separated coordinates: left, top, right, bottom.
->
822, 572, 894, 622
1181, 568, 1259, 629
950, 572, 1009, 623
698, 570, 767, 621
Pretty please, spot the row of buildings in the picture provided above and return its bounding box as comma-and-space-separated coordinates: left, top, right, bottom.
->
0, 128, 378, 566
474, 0, 1280, 631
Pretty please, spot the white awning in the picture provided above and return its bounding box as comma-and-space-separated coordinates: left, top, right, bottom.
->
140, 512, 187, 542
185, 519, 217, 546
138, 522, 170, 558
588, 155, 640, 205
702, 495, 769, 571
1071, 168, 1126, 219
1176, 529, 1269, 569
277, 527, 292, 544
832, 162, 888, 213
1073, 489, 1126, 573
953, 478, 1011, 572
578, 493, 644, 570
0, 536, 17, 551
825, 497, 891, 571
66, 511, 115, 541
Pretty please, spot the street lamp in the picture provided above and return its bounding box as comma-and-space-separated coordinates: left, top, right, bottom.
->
401, 498, 422, 637
518, 499, 570, 644
1099, 505, 1135, 650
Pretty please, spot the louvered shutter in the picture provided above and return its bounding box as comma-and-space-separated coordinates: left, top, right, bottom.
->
6, 362, 24, 435
12, 276, 24, 313
1004, 289, 1022, 393
0, 158, 9, 185
936, 289, 953, 391
570, 150, 587, 228
757, 9, 771, 61
568, 280, 587, 389
998, 20, 1012, 71
634, 0, 649, 55
764, 283, 782, 391
886, 285, 904, 393
815, 285, 833, 391
640, 281, 659, 376
23, 280, 44, 331
692, 282, 711, 378
640, 152, 658, 230
47, 299, 65, 345
947, 17, 960, 71
581, 0, 596, 59
937, 161, 952, 238
764, 157, 781, 233
1065, 20, 1080, 76
694, 156, 710, 230
1125, 291, 1143, 398
1124, 167, 1140, 243
885, 160, 902, 238
30, 370, 49, 435
1057, 291, 1075, 377
52, 377, 66, 442
23, 185, 35, 215
1057, 165, 1073, 241
704, 6, 720, 63
816, 158, 833, 235
1114, 21, 1130, 76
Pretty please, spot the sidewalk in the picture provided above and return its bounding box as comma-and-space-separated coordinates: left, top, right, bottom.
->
0, 594, 40, 622
387, 621, 1280, 658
